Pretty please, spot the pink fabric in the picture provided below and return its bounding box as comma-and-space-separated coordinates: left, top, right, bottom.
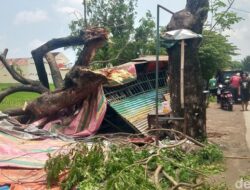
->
43, 86, 107, 137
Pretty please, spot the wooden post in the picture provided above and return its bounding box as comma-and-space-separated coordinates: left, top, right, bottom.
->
180, 40, 185, 109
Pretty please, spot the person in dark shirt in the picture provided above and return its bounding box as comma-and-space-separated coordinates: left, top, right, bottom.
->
239, 73, 250, 111
216, 70, 224, 85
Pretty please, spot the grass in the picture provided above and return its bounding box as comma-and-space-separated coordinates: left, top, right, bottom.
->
0, 83, 55, 111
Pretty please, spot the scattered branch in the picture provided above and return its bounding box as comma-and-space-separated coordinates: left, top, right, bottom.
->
171, 182, 204, 190
225, 156, 250, 159
162, 171, 186, 190
147, 129, 205, 147
154, 165, 163, 190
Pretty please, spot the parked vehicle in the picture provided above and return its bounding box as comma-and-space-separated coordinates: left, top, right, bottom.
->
217, 84, 233, 111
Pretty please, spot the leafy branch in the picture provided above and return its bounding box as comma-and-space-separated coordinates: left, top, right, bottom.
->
45, 136, 224, 190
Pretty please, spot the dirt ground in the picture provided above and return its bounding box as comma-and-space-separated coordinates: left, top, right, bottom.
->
207, 102, 250, 189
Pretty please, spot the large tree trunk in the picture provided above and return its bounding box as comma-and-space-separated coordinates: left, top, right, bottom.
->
25, 67, 107, 119
166, 0, 209, 139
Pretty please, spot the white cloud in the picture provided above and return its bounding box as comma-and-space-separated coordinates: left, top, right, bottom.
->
56, 6, 82, 17
54, 0, 83, 19
57, 6, 76, 14
14, 10, 49, 25
57, 0, 83, 6
28, 39, 45, 50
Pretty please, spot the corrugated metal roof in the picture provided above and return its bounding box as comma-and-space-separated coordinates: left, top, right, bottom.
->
109, 87, 167, 133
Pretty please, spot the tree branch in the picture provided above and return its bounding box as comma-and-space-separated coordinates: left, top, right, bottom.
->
45, 53, 63, 89
0, 49, 40, 85
0, 84, 47, 103
3, 48, 8, 57
31, 27, 108, 88
154, 165, 163, 190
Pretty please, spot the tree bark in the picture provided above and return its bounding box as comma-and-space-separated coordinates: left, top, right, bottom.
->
166, 0, 209, 139
45, 53, 63, 89
31, 28, 108, 88
25, 68, 107, 119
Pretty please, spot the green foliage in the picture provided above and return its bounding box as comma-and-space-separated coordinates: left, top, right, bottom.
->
229, 60, 243, 70
134, 11, 157, 56
199, 0, 242, 81
199, 30, 238, 81
69, 1, 163, 69
196, 144, 223, 164
241, 56, 250, 72
45, 142, 224, 190
210, 0, 243, 31
69, 0, 138, 68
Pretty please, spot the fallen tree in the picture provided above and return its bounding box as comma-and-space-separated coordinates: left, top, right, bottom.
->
0, 27, 109, 123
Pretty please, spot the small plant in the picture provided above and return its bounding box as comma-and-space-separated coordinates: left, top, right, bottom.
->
196, 144, 223, 164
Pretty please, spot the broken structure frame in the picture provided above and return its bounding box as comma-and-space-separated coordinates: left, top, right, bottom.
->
155, 5, 173, 129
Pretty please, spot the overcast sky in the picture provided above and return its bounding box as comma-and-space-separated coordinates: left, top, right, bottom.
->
0, 0, 249, 63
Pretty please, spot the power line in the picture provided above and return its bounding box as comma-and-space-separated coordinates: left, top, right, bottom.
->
210, 0, 236, 31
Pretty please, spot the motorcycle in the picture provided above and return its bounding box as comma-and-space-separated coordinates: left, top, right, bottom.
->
217, 84, 233, 111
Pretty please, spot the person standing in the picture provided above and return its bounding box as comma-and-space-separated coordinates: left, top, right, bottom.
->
230, 73, 241, 103
209, 76, 217, 96
215, 70, 224, 103
239, 73, 250, 111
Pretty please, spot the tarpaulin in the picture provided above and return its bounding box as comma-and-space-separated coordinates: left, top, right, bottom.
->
43, 85, 107, 137
162, 29, 202, 40
96, 64, 136, 86
161, 29, 202, 48
0, 131, 68, 168
0, 168, 60, 190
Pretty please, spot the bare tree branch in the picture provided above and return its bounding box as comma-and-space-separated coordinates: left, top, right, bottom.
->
75, 38, 106, 67
31, 27, 108, 88
3, 48, 8, 57
45, 53, 63, 89
0, 84, 48, 103
0, 49, 39, 85
0, 48, 48, 102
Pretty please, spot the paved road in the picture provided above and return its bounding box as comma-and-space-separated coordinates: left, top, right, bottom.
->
243, 111, 250, 150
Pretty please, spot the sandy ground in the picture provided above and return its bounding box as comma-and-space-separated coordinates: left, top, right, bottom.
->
207, 103, 250, 189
